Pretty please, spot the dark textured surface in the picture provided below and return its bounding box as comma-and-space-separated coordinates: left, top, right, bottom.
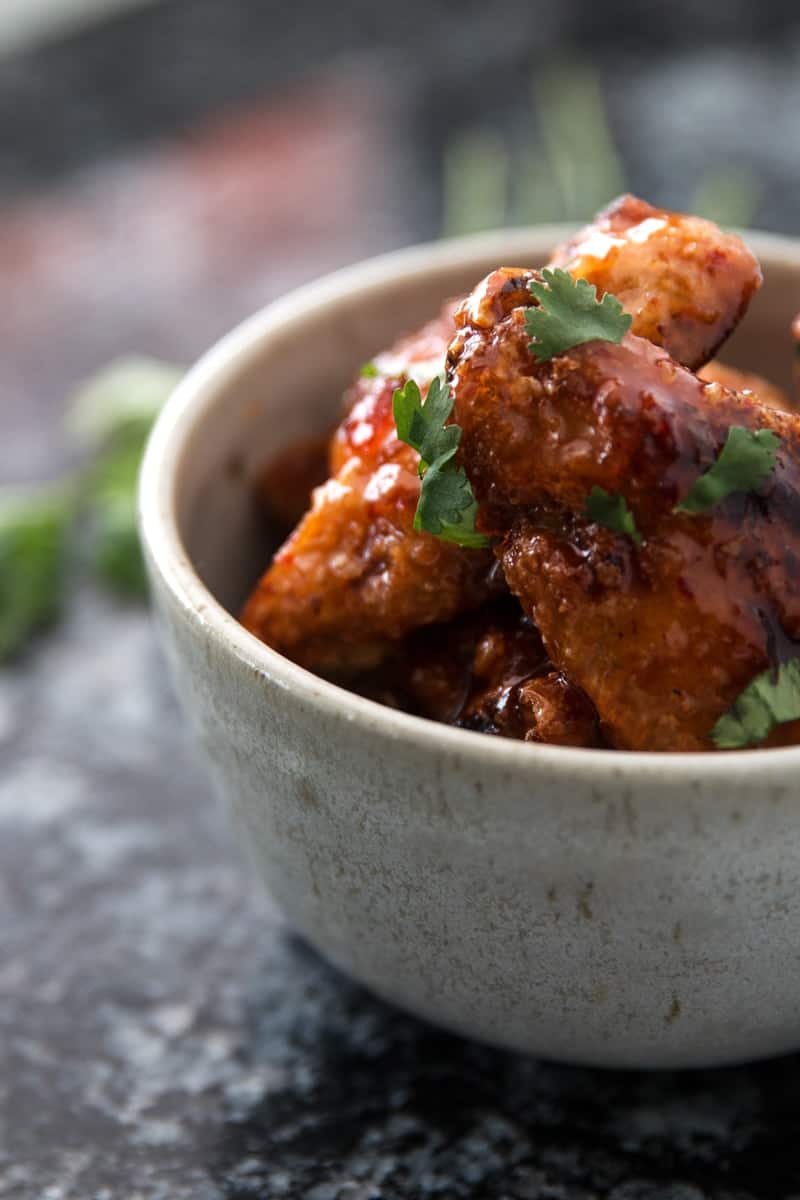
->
4, 3, 800, 1195
4, 596, 800, 1198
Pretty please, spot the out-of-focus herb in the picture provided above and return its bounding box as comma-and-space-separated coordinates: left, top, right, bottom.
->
82, 441, 151, 598
0, 357, 182, 662
690, 166, 761, 231
441, 63, 624, 234
530, 63, 626, 224
442, 129, 510, 238
68, 357, 183, 449
70, 358, 183, 597
0, 490, 73, 660
440, 62, 759, 236
360, 361, 380, 379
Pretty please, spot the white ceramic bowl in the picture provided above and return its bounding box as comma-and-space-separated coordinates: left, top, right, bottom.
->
140, 227, 800, 1069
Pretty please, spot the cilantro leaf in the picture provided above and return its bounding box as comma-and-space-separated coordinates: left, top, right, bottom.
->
393, 376, 460, 466
0, 490, 71, 661
712, 658, 800, 749
360, 361, 379, 378
413, 451, 488, 548
585, 486, 642, 547
675, 426, 780, 514
526, 268, 632, 361
393, 377, 490, 549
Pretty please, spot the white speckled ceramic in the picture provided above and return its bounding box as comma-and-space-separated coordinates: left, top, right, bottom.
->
140, 227, 800, 1069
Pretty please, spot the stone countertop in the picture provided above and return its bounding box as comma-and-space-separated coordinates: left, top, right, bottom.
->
3, 594, 800, 1199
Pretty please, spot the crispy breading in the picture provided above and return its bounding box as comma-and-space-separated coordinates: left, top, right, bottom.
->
241, 310, 498, 673
550, 194, 762, 369
450, 279, 800, 750
244, 196, 766, 703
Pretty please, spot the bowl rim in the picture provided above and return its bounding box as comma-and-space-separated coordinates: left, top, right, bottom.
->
139, 223, 800, 784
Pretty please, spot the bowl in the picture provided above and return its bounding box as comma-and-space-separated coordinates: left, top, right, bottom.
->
140, 226, 800, 1069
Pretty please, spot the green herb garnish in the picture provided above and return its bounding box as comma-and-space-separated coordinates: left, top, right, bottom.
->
68, 357, 182, 448
393, 376, 489, 549
0, 357, 182, 662
360, 361, 380, 379
676, 426, 780, 515
83, 440, 150, 598
525, 267, 632, 361
0, 490, 72, 661
585, 486, 642, 546
70, 357, 184, 597
712, 658, 800, 749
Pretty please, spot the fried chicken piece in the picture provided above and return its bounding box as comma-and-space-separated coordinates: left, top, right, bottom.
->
329, 312, 455, 473
550, 194, 762, 370
242, 308, 497, 674
698, 361, 793, 413
356, 599, 600, 746
450, 285, 800, 751
244, 196, 761, 679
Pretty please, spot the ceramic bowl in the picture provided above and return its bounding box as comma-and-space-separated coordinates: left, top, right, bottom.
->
140, 227, 800, 1069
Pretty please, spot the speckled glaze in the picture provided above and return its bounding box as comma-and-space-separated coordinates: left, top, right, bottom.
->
140, 228, 800, 1069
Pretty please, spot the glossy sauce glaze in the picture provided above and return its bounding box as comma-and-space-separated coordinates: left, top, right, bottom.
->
550, 194, 762, 369
241, 307, 497, 674
245, 196, 760, 683
450, 273, 800, 750
353, 597, 601, 747
241, 194, 797, 751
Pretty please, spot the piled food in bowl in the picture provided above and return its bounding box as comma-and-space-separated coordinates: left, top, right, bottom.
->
242, 195, 800, 753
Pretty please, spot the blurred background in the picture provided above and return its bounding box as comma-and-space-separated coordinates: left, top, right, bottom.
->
5, 5, 800, 1193
2, 0, 800, 485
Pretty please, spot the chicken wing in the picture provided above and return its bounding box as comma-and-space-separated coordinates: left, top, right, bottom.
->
550, 194, 762, 369
241, 308, 498, 674
450, 286, 800, 751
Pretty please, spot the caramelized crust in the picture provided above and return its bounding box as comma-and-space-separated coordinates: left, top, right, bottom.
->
508, 671, 601, 747
356, 600, 600, 746
450, 284, 800, 751
451, 299, 796, 519
550, 194, 762, 369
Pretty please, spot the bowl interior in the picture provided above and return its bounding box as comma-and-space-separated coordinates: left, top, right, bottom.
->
171, 229, 800, 621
